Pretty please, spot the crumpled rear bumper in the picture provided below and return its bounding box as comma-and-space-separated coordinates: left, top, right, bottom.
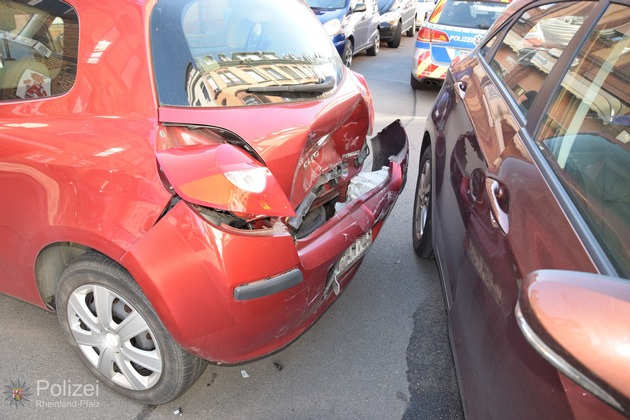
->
121, 120, 408, 363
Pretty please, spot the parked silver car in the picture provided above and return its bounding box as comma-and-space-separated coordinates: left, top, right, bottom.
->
378, 0, 417, 47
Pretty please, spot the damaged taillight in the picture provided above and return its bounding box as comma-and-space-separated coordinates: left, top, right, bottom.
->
156, 126, 295, 221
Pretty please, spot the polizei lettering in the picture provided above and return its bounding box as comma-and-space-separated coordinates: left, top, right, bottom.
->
36, 380, 99, 397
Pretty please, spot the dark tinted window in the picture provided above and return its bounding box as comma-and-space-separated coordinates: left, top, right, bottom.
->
536, 3, 630, 277
0, 0, 78, 101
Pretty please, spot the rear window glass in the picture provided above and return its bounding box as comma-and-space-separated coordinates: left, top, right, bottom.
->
430, 0, 507, 29
150, 0, 343, 108
307, 0, 347, 8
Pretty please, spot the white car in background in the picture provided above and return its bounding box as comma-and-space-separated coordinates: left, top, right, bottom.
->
416, 0, 435, 25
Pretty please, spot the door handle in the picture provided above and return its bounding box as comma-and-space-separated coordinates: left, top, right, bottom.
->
485, 178, 509, 235
456, 81, 467, 100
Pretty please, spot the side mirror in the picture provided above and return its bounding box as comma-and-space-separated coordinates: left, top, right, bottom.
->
516, 270, 630, 416
353, 3, 367, 13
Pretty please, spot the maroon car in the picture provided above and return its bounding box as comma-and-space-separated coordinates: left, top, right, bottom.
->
412, 0, 630, 417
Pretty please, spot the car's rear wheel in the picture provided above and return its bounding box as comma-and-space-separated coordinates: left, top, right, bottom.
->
406, 18, 417, 37
411, 74, 424, 90
366, 31, 380, 56
342, 39, 353, 67
387, 24, 402, 48
56, 253, 206, 405
413, 146, 434, 258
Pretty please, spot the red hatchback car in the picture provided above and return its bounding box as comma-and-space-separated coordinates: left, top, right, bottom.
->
413, 0, 629, 417
0, 0, 408, 404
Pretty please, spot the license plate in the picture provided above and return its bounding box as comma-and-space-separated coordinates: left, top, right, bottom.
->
337, 230, 372, 274
326, 230, 373, 296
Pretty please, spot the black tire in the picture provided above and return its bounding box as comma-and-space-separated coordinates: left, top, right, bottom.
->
412, 146, 434, 258
342, 39, 353, 67
405, 17, 417, 37
387, 23, 402, 48
411, 74, 424, 90
366, 31, 380, 56
56, 253, 207, 405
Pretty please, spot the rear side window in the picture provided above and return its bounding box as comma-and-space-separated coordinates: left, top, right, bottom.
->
536, 3, 630, 277
429, 0, 506, 29
486, 1, 595, 116
0, 0, 78, 101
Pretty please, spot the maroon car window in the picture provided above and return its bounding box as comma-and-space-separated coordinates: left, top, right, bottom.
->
151, 0, 343, 107
536, 3, 630, 278
0, 0, 77, 102
486, 1, 595, 116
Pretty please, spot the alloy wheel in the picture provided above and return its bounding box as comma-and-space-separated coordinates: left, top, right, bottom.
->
414, 158, 431, 241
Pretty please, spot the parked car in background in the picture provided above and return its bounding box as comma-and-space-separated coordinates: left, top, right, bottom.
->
412, 0, 630, 417
307, 0, 381, 66
378, 0, 417, 48
410, 0, 507, 88
0, 0, 408, 405
416, 0, 436, 25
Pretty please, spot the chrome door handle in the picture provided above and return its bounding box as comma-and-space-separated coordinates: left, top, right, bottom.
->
485, 178, 509, 235
456, 81, 467, 100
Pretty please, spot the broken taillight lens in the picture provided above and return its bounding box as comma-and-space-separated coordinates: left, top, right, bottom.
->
156, 125, 295, 219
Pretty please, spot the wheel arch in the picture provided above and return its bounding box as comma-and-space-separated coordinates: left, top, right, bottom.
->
35, 240, 126, 311
420, 130, 432, 164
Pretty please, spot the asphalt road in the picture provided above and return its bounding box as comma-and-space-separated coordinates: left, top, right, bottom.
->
0, 35, 463, 419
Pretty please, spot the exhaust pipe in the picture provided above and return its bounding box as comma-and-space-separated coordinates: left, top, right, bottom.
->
423, 79, 442, 87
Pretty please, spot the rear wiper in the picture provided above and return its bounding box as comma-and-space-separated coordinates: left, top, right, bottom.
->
246, 76, 335, 95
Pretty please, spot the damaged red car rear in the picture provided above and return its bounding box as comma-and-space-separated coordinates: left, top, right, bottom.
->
0, 0, 408, 404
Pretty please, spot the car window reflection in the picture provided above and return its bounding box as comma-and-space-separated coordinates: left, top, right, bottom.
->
537, 3, 630, 277
486, 2, 596, 117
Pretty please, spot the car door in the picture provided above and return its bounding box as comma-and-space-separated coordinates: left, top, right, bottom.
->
0, 2, 80, 304
432, 0, 629, 418
401, 0, 415, 30
348, 0, 370, 50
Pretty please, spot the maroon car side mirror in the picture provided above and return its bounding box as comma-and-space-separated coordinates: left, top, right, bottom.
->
516, 270, 630, 417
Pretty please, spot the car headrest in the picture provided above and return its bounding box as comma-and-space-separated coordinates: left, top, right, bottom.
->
0, 13, 17, 32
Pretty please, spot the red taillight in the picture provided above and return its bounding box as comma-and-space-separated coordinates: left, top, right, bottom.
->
418, 27, 432, 42
156, 125, 295, 218
417, 27, 450, 43
431, 29, 449, 43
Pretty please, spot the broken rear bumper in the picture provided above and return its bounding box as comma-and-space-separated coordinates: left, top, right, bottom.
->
120, 120, 408, 363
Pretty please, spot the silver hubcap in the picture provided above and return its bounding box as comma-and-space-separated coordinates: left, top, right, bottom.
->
67, 285, 162, 391
375, 33, 380, 54
415, 159, 431, 241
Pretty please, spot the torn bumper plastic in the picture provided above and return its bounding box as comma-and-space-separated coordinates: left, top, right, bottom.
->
120, 120, 408, 363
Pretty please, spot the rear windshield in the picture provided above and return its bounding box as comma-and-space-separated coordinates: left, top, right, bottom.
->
430, 0, 507, 30
307, 0, 347, 8
150, 0, 343, 107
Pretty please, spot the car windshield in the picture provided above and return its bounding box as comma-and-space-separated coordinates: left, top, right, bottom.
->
431, 0, 507, 30
150, 0, 343, 107
306, 0, 347, 8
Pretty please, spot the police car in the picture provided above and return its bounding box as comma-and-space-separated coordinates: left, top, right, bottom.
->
410, 0, 508, 88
